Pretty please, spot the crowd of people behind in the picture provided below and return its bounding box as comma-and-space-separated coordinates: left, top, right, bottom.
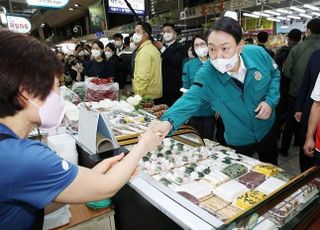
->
57, 17, 320, 173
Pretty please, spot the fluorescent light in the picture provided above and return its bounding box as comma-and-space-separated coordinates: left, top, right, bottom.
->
304, 4, 319, 11
276, 16, 287, 20
0, 13, 7, 24
243, 13, 260, 18
286, 18, 291, 21
69, 7, 74, 11
288, 15, 301, 19
290, 6, 306, 13
276, 9, 292, 14
280, 25, 289, 28
312, 11, 320, 16
267, 17, 281, 22
253, 11, 271, 17
264, 10, 281, 16
225, 11, 238, 21
299, 13, 312, 19
74, 3, 79, 7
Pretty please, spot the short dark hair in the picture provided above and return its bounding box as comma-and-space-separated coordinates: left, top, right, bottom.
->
209, 16, 242, 44
191, 34, 207, 57
105, 42, 117, 53
113, 33, 123, 40
245, 37, 254, 44
307, 18, 320, 34
137, 21, 152, 35
124, 36, 130, 46
0, 30, 63, 118
257, 31, 269, 43
162, 23, 176, 32
287, 29, 302, 42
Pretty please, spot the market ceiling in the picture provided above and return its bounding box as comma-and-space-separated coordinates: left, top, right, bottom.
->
0, 0, 97, 30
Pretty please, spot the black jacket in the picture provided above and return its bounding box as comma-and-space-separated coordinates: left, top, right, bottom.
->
161, 41, 185, 95
258, 44, 274, 58
158, 41, 186, 106
295, 50, 320, 136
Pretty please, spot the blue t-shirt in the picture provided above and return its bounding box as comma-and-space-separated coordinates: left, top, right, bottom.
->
0, 124, 78, 229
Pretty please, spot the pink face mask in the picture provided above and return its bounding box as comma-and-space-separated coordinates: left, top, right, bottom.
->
29, 91, 65, 130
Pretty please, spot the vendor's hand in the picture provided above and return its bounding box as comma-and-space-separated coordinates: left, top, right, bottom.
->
304, 138, 315, 157
255, 102, 272, 120
153, 41, 164, 50
138, 122, 164, 152
150, 120, 172, 139
92, 153, 125, 174
294, 112, 302, 122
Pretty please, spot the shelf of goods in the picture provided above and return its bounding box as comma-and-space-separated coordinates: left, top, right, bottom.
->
67, 99, 320, 230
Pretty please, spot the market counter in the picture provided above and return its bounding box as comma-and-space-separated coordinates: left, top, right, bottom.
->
54, 204, 115, 230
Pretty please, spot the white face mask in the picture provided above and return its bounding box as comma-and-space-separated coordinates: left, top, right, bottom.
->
91, 49, 101, 58
132, 33, 143, 43
130, 42, 137, 51
195, 47, 208, 58
105, 51, 113, 59
115, 40, 122, 47
211, 49, 239, 74
188, 50, 195, 59
163, 32, 174, 42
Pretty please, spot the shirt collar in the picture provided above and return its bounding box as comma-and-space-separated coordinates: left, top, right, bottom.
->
0, 123, 19, 138
165, 40, 176, 47
227, 56, 246, 76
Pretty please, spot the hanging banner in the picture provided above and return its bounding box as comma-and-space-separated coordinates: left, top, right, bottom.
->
108, 0, 145, 15
89, 1, 107, 34
241, 17, 274, 35
27, 0, 69, 8
7, 16, 31, 34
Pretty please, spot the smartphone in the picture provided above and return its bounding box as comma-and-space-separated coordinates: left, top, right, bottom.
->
157, 34, 163, 42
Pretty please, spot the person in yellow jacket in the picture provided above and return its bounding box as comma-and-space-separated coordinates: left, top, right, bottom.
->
132, 22, 162, 99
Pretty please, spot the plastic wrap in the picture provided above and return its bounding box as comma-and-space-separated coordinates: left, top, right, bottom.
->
85, 78, 119, 102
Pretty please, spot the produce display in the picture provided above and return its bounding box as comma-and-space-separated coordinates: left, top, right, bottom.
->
85, 78, 119, 102
200, 195, 242, 221
222, 163, 248, 179
238, 171, 266, 189
145, 104, 169, 118
253, 164, 279, 177
213, 180, 249, 202
256, 177, 286, 195
236, 190, 266, 209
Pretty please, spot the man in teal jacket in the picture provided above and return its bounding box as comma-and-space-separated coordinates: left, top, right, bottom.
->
155, 17, 280, 165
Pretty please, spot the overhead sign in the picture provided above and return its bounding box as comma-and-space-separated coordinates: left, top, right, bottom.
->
7, 16, 31, 34
108, 0, 145, 15
27, 0, 69, 8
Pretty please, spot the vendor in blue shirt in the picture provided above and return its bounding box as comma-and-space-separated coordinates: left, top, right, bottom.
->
155, 17, 280, 165
0, 31, 162, 229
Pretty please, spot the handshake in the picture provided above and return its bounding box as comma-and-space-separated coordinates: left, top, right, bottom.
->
138, 120, 173, 152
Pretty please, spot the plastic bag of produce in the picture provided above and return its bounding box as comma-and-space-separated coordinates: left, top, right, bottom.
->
71, 82, 86, 101
60, 85, 81, 105
85, 78, 119, 102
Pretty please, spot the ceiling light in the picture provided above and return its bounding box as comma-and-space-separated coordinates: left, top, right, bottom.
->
74, 3, 79, 7
0, 13, 7, 24
243, 13, 260, 18
276, 16, 286, 20
69, 7, 74, 11
299, 13, 312, 19
264, 10, 281, 16
276, 9, 292, 14
41, 23, 45, 27
280, 25, 289, 28
253, 11, 271, 17
312, 12, 320, 16
288, 15, 301, 19
304, 4, 319, 11
267, 17, 281, 22
290, 6, 306, 13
